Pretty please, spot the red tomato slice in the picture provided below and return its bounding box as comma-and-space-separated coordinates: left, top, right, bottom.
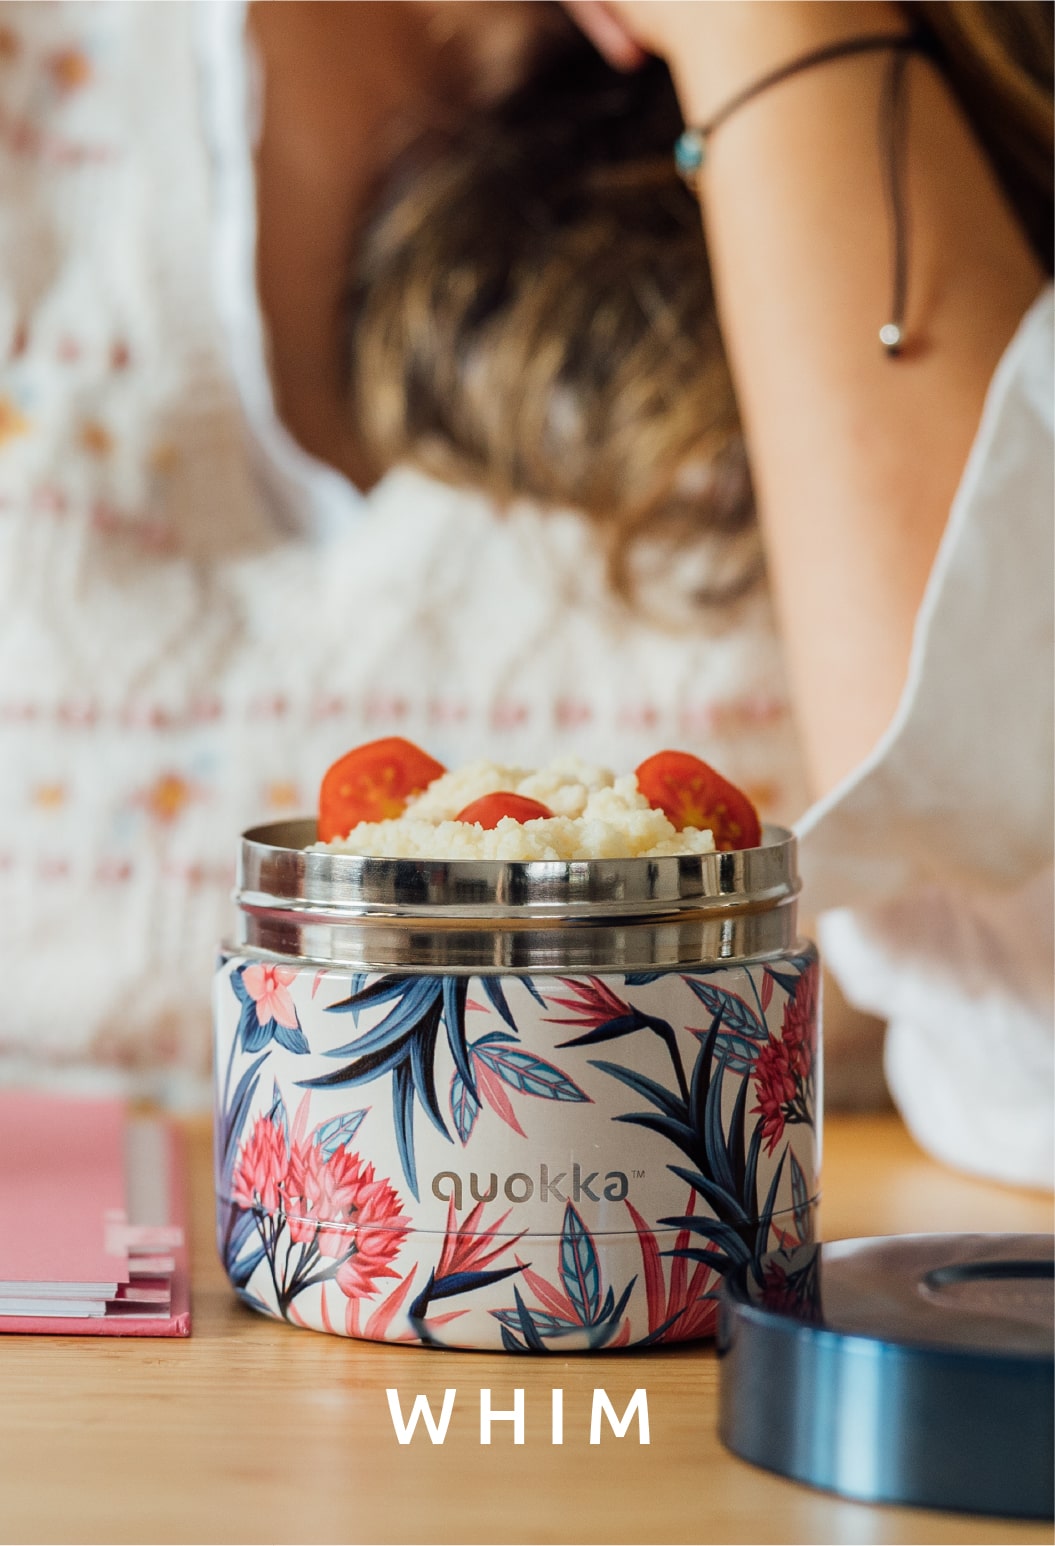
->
634, 750, 762, 851
454, 793, 553, 830
318, 737, 446, 841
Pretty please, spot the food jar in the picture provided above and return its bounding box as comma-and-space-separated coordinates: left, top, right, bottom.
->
214, 820, 820, 1351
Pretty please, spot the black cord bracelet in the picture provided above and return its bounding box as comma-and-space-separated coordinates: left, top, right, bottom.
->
673, 33, 931, 357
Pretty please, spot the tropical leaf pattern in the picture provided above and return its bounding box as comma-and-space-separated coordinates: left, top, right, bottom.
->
214, 948, 819, 1349
492, 1204, 635, 1353
296, 974, 474, 1199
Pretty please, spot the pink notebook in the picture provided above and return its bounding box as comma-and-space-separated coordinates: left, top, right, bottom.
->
0, 1095, 190, 1337
0, 1093, 129, 1293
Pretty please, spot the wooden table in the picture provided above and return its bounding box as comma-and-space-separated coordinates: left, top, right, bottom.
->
2, 1113, 1051, 1545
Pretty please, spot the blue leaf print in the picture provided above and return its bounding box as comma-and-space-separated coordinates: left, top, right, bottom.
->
709, 1037, 767, 1078
509, 1285, 549, 1352
684, 978, 767, 1044
624, 972, 663, 985
221, 1052, 268, 1186
703, 1054, 737, 1197
223, 1206, 266, 1288
587, 1277, 637, 1350
520, 976, 547, 1009
757, 1151, 787, 1262
449, 1070, 480, 1146
314, 1110, 368, 1160
442, 977, 474, 1091
789, 1150, 812, 1243
238, 997, 268, 1053
423, 1265, 523, 1302
325, 978, 443, 1058
588, 1059, 686, 1122
559, 1205, 602, 1325
475, 1045, 588, 1104
311, 975, 477, 1198
267, 1081, 289, 1140
492, 1307, 581, 1337
480, 976, 518, 1032
273, 1019, 310, 1056
392, 1062, 421, 1197
343, 972, 370, 1023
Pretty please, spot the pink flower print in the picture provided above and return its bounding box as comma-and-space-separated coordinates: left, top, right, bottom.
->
334, 1160, 409, 1298
243, 964, 298, 1032
283, 1139, 363, 1255
281, 1138, 409, 1298
234, 963, 309, 1055
231, 1115, 288, 1213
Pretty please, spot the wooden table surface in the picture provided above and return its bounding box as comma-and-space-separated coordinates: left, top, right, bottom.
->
2, 1113, 1051, 1546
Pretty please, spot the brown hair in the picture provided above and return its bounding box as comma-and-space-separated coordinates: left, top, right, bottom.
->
346, 3, 1053, 613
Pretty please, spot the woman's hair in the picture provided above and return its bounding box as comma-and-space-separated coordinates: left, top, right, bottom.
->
346, 2, 1053, 613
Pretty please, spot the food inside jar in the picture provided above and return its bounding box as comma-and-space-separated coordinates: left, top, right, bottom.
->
314, 740, 762, 860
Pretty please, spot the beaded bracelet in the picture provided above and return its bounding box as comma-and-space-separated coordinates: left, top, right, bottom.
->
673, 33, 930, 356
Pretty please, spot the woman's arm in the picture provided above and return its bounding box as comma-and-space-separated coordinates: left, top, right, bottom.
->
575, 1, 1045, 797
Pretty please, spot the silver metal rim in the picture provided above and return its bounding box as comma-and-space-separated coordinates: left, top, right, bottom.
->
231, 819, 801, 972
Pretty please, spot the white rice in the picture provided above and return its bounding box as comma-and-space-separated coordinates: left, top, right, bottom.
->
315, 755, 716, 861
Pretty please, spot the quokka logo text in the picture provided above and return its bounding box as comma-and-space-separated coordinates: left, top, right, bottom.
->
431, 1164, 631, 1210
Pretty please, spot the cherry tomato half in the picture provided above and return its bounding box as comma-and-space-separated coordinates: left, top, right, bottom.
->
634, 750, 761, 851
318, 737, 446, 841
454, 793, 553, 829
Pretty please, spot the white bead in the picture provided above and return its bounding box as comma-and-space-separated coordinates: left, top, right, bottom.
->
879, 323, 903, 351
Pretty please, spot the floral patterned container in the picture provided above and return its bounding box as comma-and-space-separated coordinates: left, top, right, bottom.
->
214, 820, 820, 1351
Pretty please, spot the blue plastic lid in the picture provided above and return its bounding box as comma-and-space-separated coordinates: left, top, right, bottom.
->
717, 1234, 1054, 1519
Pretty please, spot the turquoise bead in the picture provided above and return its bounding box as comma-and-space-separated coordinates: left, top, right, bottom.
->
674, 128, 706, 178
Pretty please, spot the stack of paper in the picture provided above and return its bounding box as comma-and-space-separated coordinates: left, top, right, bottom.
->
0, 1092, 190, 1336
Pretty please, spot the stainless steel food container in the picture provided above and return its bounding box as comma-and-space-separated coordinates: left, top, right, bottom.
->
214, 819, 820, 1351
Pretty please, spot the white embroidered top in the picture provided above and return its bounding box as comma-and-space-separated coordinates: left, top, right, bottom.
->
0, 3, 1049, 1186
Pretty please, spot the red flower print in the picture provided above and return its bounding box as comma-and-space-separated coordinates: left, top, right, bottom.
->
752, 966, 818, 1154
752, 1038, 798, 1155
627, 1194, 718, 1343
231, 1115, 288, 1213
242, 963, 299, 1032
544, 976, 632, 1032
435, 1197, 524, 1281
781, 962, 818, 1081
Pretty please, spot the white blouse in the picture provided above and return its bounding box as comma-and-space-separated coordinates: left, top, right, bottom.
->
800, 292, 1054, 1188
0, 2, 1049, 1189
